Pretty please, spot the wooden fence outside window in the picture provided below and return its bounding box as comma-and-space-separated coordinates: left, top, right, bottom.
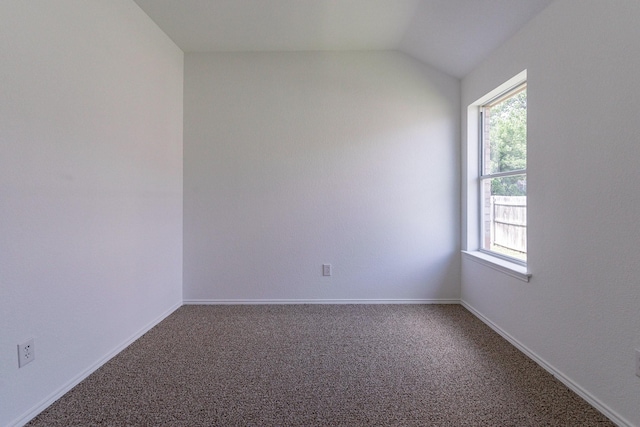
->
491, 196, 526, 255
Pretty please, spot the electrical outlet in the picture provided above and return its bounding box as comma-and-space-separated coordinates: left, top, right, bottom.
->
636, 349, 640, 378
322, 264, 331, 276
18, 338, 35, 368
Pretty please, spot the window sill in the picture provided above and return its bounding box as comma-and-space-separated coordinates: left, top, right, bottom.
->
462, 250, 531, 282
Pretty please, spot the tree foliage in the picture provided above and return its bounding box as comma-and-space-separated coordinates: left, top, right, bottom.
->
487, 89, 527, 196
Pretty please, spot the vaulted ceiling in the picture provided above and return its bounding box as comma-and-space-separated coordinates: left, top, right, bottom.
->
133, 0, 554, 78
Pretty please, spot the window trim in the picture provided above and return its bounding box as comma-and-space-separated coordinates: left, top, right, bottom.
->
463, 70, 530, 279
462, 250, 531, 282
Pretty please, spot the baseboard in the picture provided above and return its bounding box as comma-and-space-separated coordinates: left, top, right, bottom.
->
460, 300, 631, 427
10, 301, 183, 427
183, 298, 460, 305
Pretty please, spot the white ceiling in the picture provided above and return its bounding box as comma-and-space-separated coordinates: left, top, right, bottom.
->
133, 0, 554, 78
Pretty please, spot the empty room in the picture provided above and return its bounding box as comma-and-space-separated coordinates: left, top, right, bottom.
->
1, 0, 639, 426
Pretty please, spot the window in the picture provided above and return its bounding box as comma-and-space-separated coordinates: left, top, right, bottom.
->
463, 71, 529, 280
479, 82, 527, 264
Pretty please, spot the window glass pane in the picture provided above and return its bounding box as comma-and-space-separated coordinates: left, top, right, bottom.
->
481, 175, 526, 261
483, 86, 527, 175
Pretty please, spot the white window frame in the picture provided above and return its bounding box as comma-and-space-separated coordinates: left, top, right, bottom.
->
479, 82, 527, 265
462, 70, 531, 282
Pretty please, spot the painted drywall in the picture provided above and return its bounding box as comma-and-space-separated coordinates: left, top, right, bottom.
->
0, 1, 183, 425
461, 1, 640, 425
184, 52, 460, 302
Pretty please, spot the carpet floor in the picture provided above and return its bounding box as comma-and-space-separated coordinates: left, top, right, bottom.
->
28, 305, 614, 426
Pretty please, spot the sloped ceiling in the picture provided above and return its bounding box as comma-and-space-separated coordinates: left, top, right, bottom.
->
133, 0, 553, 78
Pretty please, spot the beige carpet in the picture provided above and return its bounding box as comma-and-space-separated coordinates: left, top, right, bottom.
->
28, 305, 614, 426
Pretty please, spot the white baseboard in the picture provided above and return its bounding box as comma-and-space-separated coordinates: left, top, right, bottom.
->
183, 298, 461, 305
460, 300, 631, 427
10, 301, 182, 427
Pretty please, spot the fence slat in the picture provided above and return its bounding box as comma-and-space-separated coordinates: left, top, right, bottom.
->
492, 196, 526, 254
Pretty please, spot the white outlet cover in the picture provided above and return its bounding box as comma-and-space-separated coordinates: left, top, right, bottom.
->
323, 264, 331, 276
18, 338, 35, 368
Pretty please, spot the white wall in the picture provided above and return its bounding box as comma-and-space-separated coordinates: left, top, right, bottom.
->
461, 1, 640, 425
0, 1, 183, 425
184, 52, 459, 302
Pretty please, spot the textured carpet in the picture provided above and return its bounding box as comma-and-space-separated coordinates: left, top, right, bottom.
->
28, 305, 614, 426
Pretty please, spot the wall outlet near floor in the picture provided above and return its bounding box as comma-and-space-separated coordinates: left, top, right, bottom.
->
322, 264, 332, 276
636, 349, 640, 378
18, 338, 35, 368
